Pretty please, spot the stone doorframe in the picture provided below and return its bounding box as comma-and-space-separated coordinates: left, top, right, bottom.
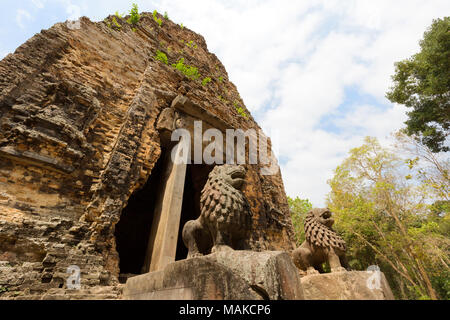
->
141, 95, 233, 273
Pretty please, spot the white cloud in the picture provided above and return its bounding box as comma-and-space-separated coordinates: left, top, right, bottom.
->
16, 9, 32, 29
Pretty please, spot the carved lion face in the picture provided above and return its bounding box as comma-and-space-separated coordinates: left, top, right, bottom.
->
212, 164, 246, 189
311, 208, 334, 228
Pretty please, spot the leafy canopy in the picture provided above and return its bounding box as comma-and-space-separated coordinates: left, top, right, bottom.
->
386, 17, 450, 153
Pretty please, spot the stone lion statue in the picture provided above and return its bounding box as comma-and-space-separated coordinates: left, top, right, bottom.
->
292, 208, 349, 275
182, 164, 252, 258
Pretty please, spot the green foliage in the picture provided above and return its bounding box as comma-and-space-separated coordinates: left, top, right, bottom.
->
180, 23, 184, 29
164, 11, 169, 20
218, 76, 224, 82
153, 10, 163, 27
127, 3, 140, 25
155, 50, 168, 65
327, 136, 450, 300
288, 197, 313, 245
386, 17, 450, 153
115, 11, 124, 19
172, 58, 200, 80
0, 286, 8, 293
233, 101, 249, 119
111, 16, 121, 30
202, 77, 212, 86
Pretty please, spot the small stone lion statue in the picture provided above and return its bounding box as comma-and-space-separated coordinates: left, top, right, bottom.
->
182, 164, 252, 258
292, 208, 349, 275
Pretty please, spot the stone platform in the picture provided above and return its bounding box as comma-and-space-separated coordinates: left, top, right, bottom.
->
123, 250, 304, 300
300, 271, 395, 300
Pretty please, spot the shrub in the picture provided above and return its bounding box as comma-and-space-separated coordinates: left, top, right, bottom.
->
218, 76, 223, 82
202, 77, 212, 86
172, 58, 200, 80
127, 3, 140, 25
115, 11, 124, 19
180, 23, 184, 29
111, 17, 121, 30
164, 11, 169, 19
153, 10, 163, 27
155, 50, 168, 65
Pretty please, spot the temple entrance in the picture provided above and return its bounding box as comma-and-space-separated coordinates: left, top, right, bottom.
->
175, 164, 214, 261
114, 148, 166, 280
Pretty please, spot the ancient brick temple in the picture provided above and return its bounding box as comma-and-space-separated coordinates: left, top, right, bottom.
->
0, 12, 297, 299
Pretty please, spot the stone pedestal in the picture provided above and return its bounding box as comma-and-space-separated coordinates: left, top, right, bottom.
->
300, 271, 395, 300
123, 251, 304, 300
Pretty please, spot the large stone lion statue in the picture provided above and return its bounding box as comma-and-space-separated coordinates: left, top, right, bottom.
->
292, 208, 349, 275
182, 164, 252, 258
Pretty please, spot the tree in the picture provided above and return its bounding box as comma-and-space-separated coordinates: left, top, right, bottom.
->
386, 17, 450, 153
327, 136, 450, 300
288, 196, 312, 245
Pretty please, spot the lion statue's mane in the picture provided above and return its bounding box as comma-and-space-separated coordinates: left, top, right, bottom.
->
182, 164, 252, 258
292, 208, 349, 275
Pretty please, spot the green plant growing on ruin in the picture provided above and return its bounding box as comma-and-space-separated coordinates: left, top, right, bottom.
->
111, 16, 121, 30
164, 11, 169, 20
202, 77, 212, 86
233, 101, 249, 119
172, 58, 200, 80
0, 286, 9, 293
115, 11, 124, 19
180, 23, 184, 29
153, 10, 163, 27
127, 3, 140, 25
218, 76, 223, 82
155, 50, 169, 65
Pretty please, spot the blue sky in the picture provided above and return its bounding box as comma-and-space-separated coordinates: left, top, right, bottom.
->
1, 0, 449, 206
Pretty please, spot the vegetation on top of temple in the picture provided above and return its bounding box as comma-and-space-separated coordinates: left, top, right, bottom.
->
387, 17, 450, 153
202, 77, 212, 86
153, 10, 163, 27
172, 58, 200, 80
290, 133, 450, 300
233, 101, 249, 119
127, 3, 141, 25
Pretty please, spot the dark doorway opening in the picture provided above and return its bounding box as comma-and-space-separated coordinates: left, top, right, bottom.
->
175, 164, 214, 261
114, 148, 166, 279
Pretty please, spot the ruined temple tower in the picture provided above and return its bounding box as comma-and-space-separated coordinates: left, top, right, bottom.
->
0, 12, 297, 299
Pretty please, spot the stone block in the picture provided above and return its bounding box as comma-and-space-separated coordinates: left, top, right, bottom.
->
124, 251, 304, 300
300, 271, 395, 300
